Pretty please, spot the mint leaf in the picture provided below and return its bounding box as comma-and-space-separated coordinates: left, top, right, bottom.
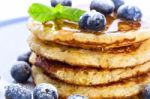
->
54, 4, 63, 19
28, 3, 55, 22
28, 3, 86, 23
61, 6, 85, 22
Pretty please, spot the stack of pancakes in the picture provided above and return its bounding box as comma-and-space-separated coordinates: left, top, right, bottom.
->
27, 16, 150, 98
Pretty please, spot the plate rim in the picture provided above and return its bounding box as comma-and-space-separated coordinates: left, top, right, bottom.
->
0, 16, 28, 27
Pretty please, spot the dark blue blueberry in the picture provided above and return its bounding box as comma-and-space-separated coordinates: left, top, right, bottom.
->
90, 0, 115, 15
143, 84, 150, 99
67, 94, 88, 99
112, 0, 125, 11
51, 0, 72, 7
117, 5, 142, 21
79, 10, 106, 31
11, 61, 31, 83
17, 51, 31, 63
33, 83, 58, 99
5, 84, 31, 99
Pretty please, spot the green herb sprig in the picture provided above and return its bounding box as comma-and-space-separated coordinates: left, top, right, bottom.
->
28, 3, 86, 23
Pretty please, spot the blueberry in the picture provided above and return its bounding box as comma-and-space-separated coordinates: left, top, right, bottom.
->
67, 94, 88, 99
17, 51, 31, 63
11, 61, 31, 83
117, 5, 142, 21
79, 10, 106, 31
112, 0, 125, 11
5, 84, 31, 99
143, 84, 150, 99
90, 0, 115, 15
51, 0, 72, 7
33, 83, 58, 99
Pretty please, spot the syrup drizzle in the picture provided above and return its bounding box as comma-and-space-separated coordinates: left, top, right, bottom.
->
44, 14, 149, 34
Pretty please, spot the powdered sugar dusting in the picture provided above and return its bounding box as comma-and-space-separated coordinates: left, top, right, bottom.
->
0, 77, 10, 99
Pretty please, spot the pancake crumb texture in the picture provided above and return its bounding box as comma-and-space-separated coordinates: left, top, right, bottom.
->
32, 66, 150, 99
28, 35, 150, 69
30, 53, 150, 86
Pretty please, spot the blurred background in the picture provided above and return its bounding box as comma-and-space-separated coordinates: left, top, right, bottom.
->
0, 0, 48, 21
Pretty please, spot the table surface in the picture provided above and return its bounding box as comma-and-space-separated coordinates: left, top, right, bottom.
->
0, 0, 150, 98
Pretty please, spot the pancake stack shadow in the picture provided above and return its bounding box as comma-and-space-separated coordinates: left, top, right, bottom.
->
27, 20, 150, 99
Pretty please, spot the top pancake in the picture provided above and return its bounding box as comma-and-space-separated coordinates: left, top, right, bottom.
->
27, 16, 150, 50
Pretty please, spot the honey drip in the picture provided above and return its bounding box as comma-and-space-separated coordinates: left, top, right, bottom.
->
44, 15, 142, 33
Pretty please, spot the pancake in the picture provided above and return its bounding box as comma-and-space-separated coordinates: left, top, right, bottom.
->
28, 35, 150, 69
27, 16, 150, 50
32, 66, 150, 99
30, 53, 150, 86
